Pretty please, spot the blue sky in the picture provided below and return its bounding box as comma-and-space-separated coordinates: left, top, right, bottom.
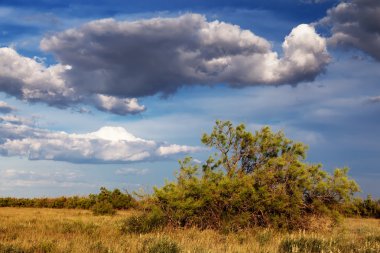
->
0, 0, 379, 197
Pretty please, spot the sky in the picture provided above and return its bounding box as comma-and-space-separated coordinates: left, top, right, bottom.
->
0, 0, 379, 197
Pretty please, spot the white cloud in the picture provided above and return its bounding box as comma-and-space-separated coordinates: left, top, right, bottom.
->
92, 94, 146, 115
156, 144, 204, 156
0, 118, 202, 163
0, 47, 76, 106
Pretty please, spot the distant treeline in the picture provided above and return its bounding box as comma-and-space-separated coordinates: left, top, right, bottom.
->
1, 189, 378, 219
345, 195, 380, 219
0, 187, 135, 213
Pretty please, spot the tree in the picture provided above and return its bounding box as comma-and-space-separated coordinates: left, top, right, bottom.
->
152, 121, 359, 230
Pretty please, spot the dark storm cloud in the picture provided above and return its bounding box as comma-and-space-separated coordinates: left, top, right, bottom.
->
320, 0, 380, 60
41, 14, 329, 98
0, 14, 329, 115
0, 47, 145, 115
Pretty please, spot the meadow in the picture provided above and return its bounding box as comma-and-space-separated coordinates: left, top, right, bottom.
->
0, 207, 379, 253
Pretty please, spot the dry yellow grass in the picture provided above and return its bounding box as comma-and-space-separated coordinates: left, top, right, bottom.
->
0, 207, 379, 252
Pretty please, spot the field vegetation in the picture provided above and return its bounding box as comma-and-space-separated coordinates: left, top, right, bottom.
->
0, 208, 379, 253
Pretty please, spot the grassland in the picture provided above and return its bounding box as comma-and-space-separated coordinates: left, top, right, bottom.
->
0, 207, 379, 253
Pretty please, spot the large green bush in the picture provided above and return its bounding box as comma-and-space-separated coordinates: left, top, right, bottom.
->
152, 120, 360, 230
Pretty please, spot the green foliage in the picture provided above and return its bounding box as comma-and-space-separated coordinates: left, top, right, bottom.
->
152, 120, 360, 230
0, 187, 135, 212
92, 201, 116, 216
279, 235, 380, 253
344, 195, 380, 218
59, 220, 98, 235
0, 242, 56, 253
0, 243, 30, 253
121, 208, 167, 234
140, 238, 181, 253
279, 237, 328, 253
90, 241, 111, 253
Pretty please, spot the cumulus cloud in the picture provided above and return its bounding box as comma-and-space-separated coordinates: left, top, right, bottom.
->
0, 47, 145, 115
320, 0, 380, 60
0, 14, 329, 115
0, 118, 202, 163
156, 144, 203, 156
92, 94, 146, 115
0, 47, 76, 106
0, 101, 15, 114
41, 14, 329, 94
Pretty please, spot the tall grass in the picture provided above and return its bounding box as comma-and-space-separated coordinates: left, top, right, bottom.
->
0, 208, 378, 253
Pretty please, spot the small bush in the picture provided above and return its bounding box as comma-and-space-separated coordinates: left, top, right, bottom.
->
0, 243, 31, 253
279, 237, 328, 253
121, 209, 166, 234
92, 201, 116, 216
36, 241, 56, 253
140, 238, 181, 253
59, 221, 98, 235
90, 241, 110, 253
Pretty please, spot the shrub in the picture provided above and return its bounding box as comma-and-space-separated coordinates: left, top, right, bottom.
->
90, 241, 110, 253
92, 201, 116, 216
140, 238, 181, 253
59, 221, 98, 235
0, 243, 31, 253
121, 208, 167, 234
279, 237, 328, 253
152, 120, 360, 230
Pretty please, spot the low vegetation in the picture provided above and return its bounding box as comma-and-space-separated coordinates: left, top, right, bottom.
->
0, 187, 135, 214
0, 208, 379, 253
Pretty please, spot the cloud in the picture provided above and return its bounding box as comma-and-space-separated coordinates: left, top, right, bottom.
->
320, 0, 380, 61
0, 14, 329, 115
0, 47, 146, 115
365, 96, 380, 104
156, 144, 204, 156
41, 14, 329, 93
0, 114, 34, 125
0, 47, 77, 106
0, 117, 202, 163
0, 168, 90, 188
0, 101, 15, 114
301, 0, 330, 3
92, 94, 146, 115
115, 167, 149, 175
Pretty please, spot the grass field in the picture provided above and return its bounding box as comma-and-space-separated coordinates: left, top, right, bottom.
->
0, 208, 379, 253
